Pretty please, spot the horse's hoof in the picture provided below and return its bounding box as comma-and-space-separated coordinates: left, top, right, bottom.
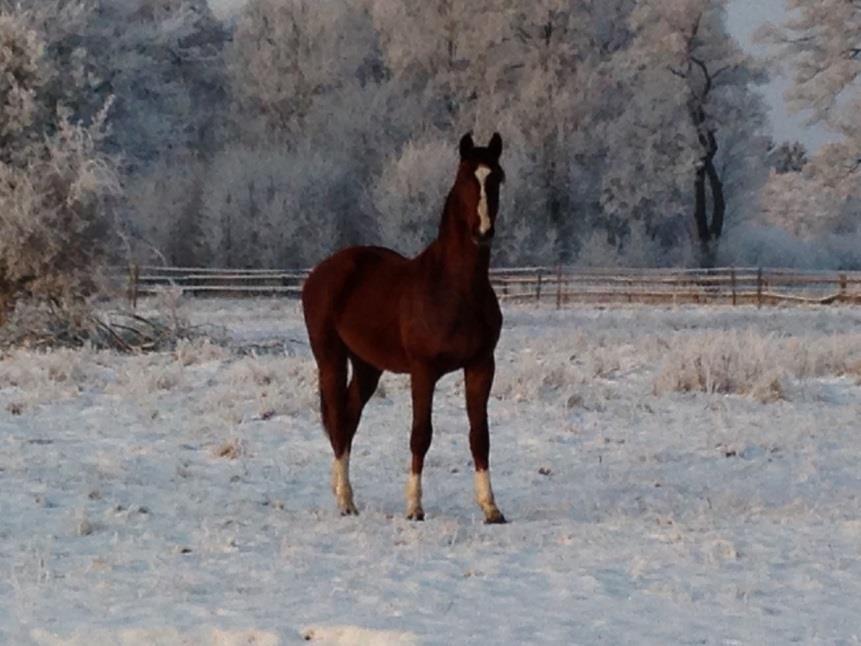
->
484, 511, 507, 525
406, 511, 425, 521
339, 505, 359, 517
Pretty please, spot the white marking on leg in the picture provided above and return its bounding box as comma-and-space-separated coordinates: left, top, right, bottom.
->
405, 471, 423, 519
331, 453, 357, 514
474, 469, 503, 522
475, 165, 492, 235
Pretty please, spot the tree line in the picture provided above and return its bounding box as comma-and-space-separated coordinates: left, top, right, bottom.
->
0, 0, 858, 315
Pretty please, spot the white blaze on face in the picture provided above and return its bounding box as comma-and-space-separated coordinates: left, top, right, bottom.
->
475, 165, 492, 235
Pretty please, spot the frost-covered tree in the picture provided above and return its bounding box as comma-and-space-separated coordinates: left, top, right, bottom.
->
0, 7, 119, 318
756, 0, 859, 253
760, 0, 860, 133
368, 1, 523, 257
607, 0, 768, 265
219, 0, 387, 267
370, 1, 639, 263
227, 0, 382, 145
4, 1, 107, 125
759, 143, 859, 239
769, 141, 808, 174
124, 153, 209, 266
89, 0, 228, 166
368, 0, 511, 131
502, 2, 594, 258
3, 0, 227, 168
514, 0, 644, 260
1, 0, 801, 275
199, 145, 360, 268
0, 12, 49, 159
370, 135, 454, 257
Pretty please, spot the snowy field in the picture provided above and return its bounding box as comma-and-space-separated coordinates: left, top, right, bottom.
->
1, 298, 860, 645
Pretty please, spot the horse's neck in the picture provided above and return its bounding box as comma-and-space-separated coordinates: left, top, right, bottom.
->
426, 192, 490, 289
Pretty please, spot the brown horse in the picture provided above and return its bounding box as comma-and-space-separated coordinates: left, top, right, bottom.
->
301, 132, 506, 523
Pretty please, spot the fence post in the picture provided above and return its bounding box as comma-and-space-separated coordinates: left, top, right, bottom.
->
536, 270, 543, 305
127, 262, 140, 310
556, 265, 563, 310
731, 268, 737, 306
839, 273, 847, 301
756, 267, 763, 309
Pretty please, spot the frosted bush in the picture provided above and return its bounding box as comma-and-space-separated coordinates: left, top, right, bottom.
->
196, 356, 318, 422
0, 346, 106, 406
0, 5, 120, 331
0, 348, 83, 388
145, 365, 183, 392
489, 125, 561, 266
172, 338, 229, 367
0, 14, 46, 144
0, 106, 119, 309
654, 330, 861, 401
576, 222, 696, 269
200, 145, 353, 268
105, 355, 184, 398
573, 229, 622, 268
150, 286, 188, 325
720, 223, 861, 270
227, 0, 377, 141
784, 334, 861, 380
493, 351, 584, 403
371, 134, 455, 256
224, 358, 279, 387
654, 330, 785, 402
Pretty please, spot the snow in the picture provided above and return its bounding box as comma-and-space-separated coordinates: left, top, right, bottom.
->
1, 299, 860, 644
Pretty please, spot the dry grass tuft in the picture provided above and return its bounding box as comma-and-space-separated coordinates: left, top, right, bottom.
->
654, 330, 786, 402
5, 401, 24, 415
213, 438, 245, 460
654, 329, 861, 402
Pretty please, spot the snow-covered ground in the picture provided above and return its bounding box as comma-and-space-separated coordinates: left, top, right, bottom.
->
1, 299, 860, 645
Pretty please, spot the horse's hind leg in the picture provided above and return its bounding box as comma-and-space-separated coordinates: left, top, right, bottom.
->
311, 334, 358, 515
345, 355, 382, 449
329, 356, 381, 515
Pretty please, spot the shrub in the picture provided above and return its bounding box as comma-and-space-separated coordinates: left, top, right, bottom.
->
653, 330, 785, 402
0, 7, 120, 324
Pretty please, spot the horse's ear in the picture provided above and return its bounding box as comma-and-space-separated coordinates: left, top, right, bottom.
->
488, 132, 502, 159
459, 132, 475, 159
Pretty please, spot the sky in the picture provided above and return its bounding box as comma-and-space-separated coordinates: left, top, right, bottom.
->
209, 0, 834, 151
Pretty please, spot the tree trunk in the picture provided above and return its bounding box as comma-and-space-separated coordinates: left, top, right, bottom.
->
686, 56, 726, 266
691, 103, 723, 265
693, 165, 710, 246
705, 153, 725, 238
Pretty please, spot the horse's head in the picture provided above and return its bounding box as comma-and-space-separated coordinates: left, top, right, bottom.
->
455, 132, 505, 247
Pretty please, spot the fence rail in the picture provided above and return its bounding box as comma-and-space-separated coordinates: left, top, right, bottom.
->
120, 265, 861, 308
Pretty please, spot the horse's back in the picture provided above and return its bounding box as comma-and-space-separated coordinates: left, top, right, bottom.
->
302, 246, 412, 372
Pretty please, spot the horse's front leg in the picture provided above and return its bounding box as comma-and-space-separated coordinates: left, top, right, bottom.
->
465, 356, 506, 524
406, 364, 438, 520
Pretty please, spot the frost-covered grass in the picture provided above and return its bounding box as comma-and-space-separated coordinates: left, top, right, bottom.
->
1, 299, 861, 644
653, 329, 861, 401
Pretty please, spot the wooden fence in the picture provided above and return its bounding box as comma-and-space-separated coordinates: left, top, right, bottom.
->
121, 265, 861, 308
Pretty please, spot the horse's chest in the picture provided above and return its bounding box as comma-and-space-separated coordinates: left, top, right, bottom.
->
404, 294, 499, 368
